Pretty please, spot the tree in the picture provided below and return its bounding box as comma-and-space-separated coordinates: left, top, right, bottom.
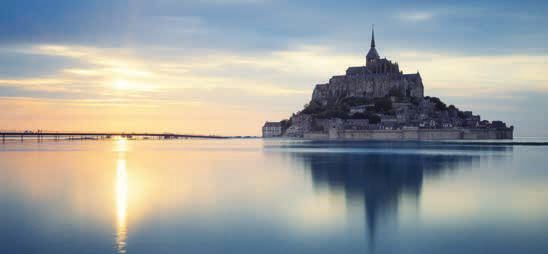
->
350, 112, 368, 119
316, 104, 350, 119
317, 109, 347, 119
280, 119, 292, 131
427, 97, 447, 111
302, 100, 323, 114
374, 97, 392, 112
368, 113, 381, 124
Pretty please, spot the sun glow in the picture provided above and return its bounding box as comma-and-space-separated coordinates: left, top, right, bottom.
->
116, 159, 128, 225
114, 79, 131, 90
115, 138, 128, 254
115, 137, 128, 152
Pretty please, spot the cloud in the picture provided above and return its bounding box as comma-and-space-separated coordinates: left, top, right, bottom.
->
390, 50, 548, 94
21, 44, 356, 96
397, 11, 435, 22
0, 78, 70, 86
196, 0, 269, 4
2, 44, 347, 134
12, 44, 548, 99
2, 41, 548, 135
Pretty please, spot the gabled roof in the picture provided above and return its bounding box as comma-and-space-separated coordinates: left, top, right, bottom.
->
263, 122, 282, 127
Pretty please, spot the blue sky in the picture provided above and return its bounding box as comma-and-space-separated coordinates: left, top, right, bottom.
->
1, 0, 547, 136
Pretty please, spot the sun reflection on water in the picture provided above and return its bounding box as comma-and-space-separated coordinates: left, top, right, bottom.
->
115, 138, 128, 254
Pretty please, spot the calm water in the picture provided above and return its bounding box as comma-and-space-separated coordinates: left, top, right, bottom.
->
1, 139, 548, 254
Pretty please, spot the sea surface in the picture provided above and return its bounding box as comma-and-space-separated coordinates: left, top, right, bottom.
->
1, 139, 548, 254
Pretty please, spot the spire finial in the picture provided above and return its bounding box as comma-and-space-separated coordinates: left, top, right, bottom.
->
371, 24, 376, 48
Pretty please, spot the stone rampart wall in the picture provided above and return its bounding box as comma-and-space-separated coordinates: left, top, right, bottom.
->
303, 128, 513, 140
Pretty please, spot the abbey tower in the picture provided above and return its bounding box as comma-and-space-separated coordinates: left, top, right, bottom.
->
311, 28, 424, 106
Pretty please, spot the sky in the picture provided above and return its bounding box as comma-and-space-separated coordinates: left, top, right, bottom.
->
0, 0, 547, 136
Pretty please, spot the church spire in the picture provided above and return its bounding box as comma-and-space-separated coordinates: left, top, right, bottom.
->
371, 24, 376, 48
366, 24, 380, 66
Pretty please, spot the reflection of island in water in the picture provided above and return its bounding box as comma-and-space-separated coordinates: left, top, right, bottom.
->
276, 142, 511, 249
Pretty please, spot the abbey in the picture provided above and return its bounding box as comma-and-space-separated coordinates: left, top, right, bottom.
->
312, 28, 424, 105
263, 28, 514, 140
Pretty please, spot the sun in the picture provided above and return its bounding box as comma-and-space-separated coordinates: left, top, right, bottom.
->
114, 79, 131, 90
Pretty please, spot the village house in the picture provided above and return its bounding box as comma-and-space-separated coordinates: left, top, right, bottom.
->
262, 122, 283, 137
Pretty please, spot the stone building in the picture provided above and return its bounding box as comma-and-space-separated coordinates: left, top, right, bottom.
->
262, 122, 282, 138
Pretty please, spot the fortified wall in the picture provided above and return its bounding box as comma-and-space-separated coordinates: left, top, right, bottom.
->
304, 128, 514, 140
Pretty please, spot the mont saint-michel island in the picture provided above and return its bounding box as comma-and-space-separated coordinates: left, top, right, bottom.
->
263, 29, 514, 140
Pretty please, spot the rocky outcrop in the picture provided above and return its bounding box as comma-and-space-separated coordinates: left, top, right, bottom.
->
283, 114, 313, 137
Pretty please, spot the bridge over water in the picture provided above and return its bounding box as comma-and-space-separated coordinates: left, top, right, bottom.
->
0, 132, 229, 142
